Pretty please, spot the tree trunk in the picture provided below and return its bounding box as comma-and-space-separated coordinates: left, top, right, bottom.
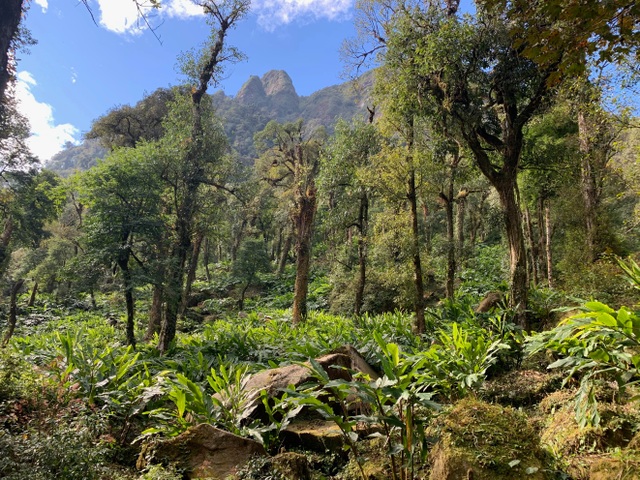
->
408, 169, 426, 334
118, 258, 136, 348
578, 110, 598, 262
231, 218, 247, 262
157, 7, 241, 353
456, 192, 467, 263
180, 229, 203, 317
536, 196, 547, 284
277, 232, 292, 276
0, 217, 14, 274
159, 233, 190, 352
354, 193, 369, 316
145, 284, 163, 341
27, 281, 38, 307
238, 280, 251, 311
291, 185, 317, 325
523, 206, 538, 287
2, 278, 24, 347
443, 189, 455, 300
495, 176, 528, 329
203, 237, 211, 282
545, 199, 553, 289
0, 0, 22, 107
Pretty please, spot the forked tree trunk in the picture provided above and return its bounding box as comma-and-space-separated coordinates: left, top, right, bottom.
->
291, 186, 317, 325
180, 230, 203, 317
2, 279, 24, 347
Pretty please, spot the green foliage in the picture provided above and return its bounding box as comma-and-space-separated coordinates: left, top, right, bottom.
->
527, 276, 640, 426
144, 363, 255, 437
0, 410, 113, 480
459, 244, 509, 296
292, 334, 440, 480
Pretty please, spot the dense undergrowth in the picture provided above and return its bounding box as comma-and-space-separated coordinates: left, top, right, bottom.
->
0, 260, 639, 479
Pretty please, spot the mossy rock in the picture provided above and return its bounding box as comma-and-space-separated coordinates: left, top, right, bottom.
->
540, 400, 639, 456
429, 398, 548, 480
335, 438, 392, 480
589, 451, 640, 480
482, 369, 563, 407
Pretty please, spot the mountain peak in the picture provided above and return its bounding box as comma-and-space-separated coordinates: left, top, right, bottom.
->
261, 70, 297, 98
236, 75, 267, 105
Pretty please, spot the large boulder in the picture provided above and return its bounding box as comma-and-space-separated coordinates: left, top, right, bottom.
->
429, 398, 547, 480
227, 345, 378, 420
138, 424, 265, 479
281, 419, 347, 452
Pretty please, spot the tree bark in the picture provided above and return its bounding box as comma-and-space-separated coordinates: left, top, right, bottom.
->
354, 193, 369, 316
277, 232, 292, 276
118, 257, 136, 348
523, 205, 538, 287
443, 188, 456, 300
0, 216, 14, 274
203, 236, 211, 282
27, 281, 38, 307
545, 199, 553, 288
291, 184, 317, 325
496, 176, 528, 328
0, 0, 22, 108
408, 168, 426, 334
145, 284, 163, 341
578, 110, 598, 262
2, 278, 24, 347
158, 6, 242, 352
456, 192, 467, 263
180, 229, 203, 317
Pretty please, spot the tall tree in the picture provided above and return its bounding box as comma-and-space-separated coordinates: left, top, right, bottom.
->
157, 0, 249, 352
256, 120, 324, 324
353, 1, 557, 327
80, 143, 163, 347
0, 0, 23, 111
320, 118, 380, 316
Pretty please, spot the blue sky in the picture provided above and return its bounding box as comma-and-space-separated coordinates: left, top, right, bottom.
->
16, 0, 358, 161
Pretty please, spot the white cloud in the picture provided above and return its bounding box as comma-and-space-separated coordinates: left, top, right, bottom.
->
92, 0, 204, 34
252, 0, 353, 28
164, 0, 205, 19
95, 0, 144, 34
71, 68, 78, 84
34, 0, 48, 13
91, 0, 352, 35
15, 71, 79, 162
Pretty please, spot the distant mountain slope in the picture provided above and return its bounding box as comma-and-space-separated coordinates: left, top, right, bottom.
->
46, 70, 373, 172
46, 138, 108, 177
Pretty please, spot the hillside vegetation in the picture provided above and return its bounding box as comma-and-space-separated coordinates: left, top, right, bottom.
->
1, 0, 640, 479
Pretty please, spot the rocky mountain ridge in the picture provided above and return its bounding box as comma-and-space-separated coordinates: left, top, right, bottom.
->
47, 70, 372, 173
